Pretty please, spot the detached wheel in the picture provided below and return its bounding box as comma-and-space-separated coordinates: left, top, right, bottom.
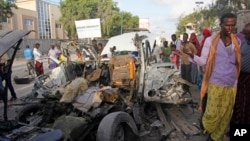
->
14, 76, 33, 84
15, 104, 43, 126
96, 112, 139, 141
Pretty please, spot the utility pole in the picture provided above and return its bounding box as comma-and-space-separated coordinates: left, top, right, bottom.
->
120, 12, 123, 34
195, 1, 204, 34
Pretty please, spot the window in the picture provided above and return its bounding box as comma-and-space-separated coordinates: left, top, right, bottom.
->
56, 24, 61, 29
2, 17, 11, 23
37, 0, 51, 39
24, 19, 33, 26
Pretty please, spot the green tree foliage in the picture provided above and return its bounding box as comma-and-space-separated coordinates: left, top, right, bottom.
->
176, 14, 194, 37
176, 8, 217, 37
60, 0, 98, 39
120, 12, 139, 33
176, 0, 250, 36
0, 0, 17, 21
60, 0, 139, 39
0, 0, 17, 29
103, 11, 139, 37
197, 8, 217, 31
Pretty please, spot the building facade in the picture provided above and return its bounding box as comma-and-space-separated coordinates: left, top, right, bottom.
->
1, 0, 66, 39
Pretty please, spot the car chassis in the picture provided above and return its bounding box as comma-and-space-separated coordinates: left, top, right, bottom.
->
0, 31, 195, 141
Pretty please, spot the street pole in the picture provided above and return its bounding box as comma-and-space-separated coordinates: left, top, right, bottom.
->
195, 1, 204, 34
120, 13, 123, 34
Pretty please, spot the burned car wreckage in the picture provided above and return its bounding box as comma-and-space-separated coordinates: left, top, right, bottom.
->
0, 30, 196, 141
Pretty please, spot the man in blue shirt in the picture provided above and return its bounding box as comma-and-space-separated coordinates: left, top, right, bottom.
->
23, 45, 34, 75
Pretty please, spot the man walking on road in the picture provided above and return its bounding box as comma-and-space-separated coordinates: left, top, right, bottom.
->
23, 45, 34, 75
33, 43, 44, 76
184, 13, 241, 141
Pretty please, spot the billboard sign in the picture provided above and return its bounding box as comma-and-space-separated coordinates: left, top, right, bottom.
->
75, 18, 101, 39
139, 18, 150, 30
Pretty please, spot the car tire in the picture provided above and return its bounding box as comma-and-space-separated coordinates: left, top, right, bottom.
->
96, 111, 140, 141
14, 76, 33, 84
15, 104, 43, 125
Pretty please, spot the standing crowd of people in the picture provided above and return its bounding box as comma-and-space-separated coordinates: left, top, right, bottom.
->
184, 13, 250, 141
24, 43, 62, 76
151, 12, 250, 141
152, 26, 211, 93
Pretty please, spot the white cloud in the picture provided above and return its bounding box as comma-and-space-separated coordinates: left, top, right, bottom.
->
154, 0, 214, 18
148, 0, 214, 37
116, 0, 214, 38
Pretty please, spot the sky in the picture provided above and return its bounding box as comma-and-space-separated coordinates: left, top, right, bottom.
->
115, 0, 214, 38
52, 0, 214, 39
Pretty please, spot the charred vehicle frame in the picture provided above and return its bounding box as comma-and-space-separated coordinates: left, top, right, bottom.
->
1, 31, 194, 141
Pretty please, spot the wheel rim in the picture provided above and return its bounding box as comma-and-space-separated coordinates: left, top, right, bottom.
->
114, 124, 125, 141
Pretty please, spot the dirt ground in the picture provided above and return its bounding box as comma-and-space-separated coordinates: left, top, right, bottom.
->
161, 85, 230, 141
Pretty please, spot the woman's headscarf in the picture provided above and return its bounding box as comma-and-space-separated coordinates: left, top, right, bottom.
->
201, 29, 211, 47
189, 33, 201, 56
189, 33, 198, 43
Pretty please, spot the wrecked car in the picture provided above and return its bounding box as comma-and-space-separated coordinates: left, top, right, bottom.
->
1, 31, 194, 141
0, 30, 64, 141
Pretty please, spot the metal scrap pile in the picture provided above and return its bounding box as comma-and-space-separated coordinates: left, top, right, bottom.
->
1, 32, 202, 141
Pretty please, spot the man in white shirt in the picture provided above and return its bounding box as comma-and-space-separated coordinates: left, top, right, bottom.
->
33, 43, 44, 76
171, 34, 181, 51
48, 44, 58, 69
152, 38, 163, 63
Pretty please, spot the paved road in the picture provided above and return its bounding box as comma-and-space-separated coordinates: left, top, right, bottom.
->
0, 59, 50, 120
0, 54, 79, 119
11, 59, 50, 97
11, 54, 78, 97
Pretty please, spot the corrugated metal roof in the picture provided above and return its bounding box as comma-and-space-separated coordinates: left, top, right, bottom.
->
0, 30, 32, 56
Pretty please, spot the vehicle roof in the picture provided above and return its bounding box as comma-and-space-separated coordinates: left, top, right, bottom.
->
101, 32, 158, 57
0, 30, 32, 56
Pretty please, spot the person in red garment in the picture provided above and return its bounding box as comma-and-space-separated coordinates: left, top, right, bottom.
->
33, 43, 44, 76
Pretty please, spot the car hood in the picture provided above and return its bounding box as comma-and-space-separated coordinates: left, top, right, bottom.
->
0, 30, 32, 56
